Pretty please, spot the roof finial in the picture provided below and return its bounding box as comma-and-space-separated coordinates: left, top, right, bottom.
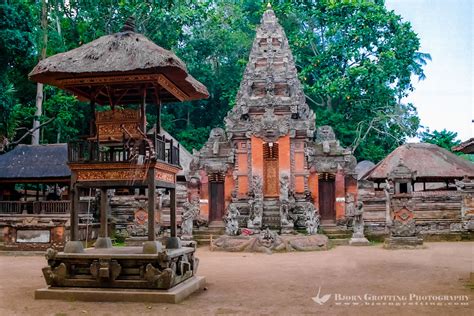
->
121, 16, 136, 32
267, 1, 272, 9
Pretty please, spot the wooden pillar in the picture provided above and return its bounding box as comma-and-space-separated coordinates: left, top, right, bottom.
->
36, 184, 40, 201
170, 187, 177, 238
148, 170, 156, 242
99, 188, 108, 238
70, 184, 80, 241
141, 86, 147, 133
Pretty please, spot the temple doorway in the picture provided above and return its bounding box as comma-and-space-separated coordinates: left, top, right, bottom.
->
318, 173, 336, 220
209, 173, 225, 222
263, 142, 279, 197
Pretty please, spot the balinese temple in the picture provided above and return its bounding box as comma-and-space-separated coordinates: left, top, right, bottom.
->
189, 6, 357, 231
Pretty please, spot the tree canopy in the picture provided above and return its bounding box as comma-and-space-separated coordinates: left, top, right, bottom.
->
0, 0, 433, 163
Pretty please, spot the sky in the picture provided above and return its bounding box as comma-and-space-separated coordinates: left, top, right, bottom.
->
385, 0, 473, 141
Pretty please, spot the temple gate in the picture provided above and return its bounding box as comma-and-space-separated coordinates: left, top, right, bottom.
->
189, 6, 357, 232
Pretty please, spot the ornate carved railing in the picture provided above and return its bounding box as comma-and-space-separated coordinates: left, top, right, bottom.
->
0, 201, 71, 215
68, 134, 180, 166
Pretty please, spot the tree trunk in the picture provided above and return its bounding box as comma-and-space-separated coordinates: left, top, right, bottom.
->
32, 0, 48, 145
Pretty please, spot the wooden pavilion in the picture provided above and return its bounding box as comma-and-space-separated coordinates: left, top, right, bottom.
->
29, 18, 208, 291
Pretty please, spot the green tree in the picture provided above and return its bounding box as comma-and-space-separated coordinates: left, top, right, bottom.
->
420, 129, 461, 152
274, 0, 428, 161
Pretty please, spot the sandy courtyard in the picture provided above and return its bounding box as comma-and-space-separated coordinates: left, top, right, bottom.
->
0, 242, 472, 316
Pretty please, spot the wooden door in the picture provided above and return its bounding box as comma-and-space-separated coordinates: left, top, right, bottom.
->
209, 181, 225, 222
263, 142, 279, 197
318, 177, 335, 220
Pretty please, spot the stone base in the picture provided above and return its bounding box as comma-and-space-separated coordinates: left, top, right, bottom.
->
212, 234, 329, 253
166, 237, 182, 249
35, 276, 205, 304
142, 241, 163, 254
63, 241, 84, 253
349, 237, 370, 246
94, 237, 113, 249
383, 236, 424, 249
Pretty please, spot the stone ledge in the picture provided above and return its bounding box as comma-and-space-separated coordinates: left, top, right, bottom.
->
34, 275, 206, 304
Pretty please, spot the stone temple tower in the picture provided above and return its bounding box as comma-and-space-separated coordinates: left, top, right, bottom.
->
189, 5, 357, 231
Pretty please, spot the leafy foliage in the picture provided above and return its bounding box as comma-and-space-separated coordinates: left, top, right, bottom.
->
420, 129, 461, 152
0, 0, 432, 163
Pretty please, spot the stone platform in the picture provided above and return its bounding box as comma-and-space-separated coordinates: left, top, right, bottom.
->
35, 275, 205, 304
212, 234, 329, 254
383, 236, 424, 249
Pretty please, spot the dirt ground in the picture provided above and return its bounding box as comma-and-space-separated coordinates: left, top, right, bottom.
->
0, 242, 472, 316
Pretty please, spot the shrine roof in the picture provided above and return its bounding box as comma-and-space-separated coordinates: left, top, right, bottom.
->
452, 138, 474, 154
0, 144, 70, 182
356, 160, 375, 180
29, 29, 208, 103
363, 143, 474, 181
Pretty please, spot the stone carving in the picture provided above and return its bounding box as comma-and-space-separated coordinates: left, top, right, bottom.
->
42, 263, 67, 286
248, 198, 263, 229
251, 175, 263, 199
212, 233, 329, 253
385, 197, 423, 248
279, 173, 290, 202
224, 203, 240, 236
345, 193, 356, 217
252, 108, 290, 141
303, 202, 320, 235
90, 259, 122, 281
144, 264, 174, 289
348, 201, 369, 245
181, 197, 200, 240
208, 128, 226, 155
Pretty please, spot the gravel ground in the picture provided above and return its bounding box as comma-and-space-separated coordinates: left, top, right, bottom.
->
0, 242, 472, 316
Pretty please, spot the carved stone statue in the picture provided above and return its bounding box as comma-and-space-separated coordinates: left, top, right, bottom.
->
248, 199, 263, 229
303, 202, 319, 235
208, 128, 226, 155
348, 201, 369, 245
251, 175, 263, 199
181, 197, 200, 240
352, 201, 365, 238
345, 193, 356, 217
279, 173, 290, 202
224, 203, 240, 236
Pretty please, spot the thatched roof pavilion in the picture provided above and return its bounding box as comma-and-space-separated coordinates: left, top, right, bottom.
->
363, 143, 474, 183
29, 19, 208, 105
0, 144, 70, 184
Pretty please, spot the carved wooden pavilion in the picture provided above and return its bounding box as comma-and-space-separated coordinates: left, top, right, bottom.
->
29, 20, 208, 291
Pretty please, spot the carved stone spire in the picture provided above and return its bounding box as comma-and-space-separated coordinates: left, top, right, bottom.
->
226, 5, 315, 137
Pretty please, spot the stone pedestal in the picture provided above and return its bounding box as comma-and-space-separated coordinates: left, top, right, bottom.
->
94, 237, 113, 249
383, 236, 423, 249
63, 241, 84, 253
142, 241, 164, 254
349, 237, 369, 246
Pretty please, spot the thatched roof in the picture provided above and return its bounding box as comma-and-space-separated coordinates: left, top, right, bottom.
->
452, 138, 474, 154
363, 143, 474, 181
355, 160, 375, 180
29, 30, 208, 103
0, 144, 70, 182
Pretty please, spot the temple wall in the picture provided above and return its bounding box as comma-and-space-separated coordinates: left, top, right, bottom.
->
279, 135, 291, 175
308, 172, 319, 207
335, 170, 345, 220
236, 141, 249, 197
199, 171, 209, 219
359, 184, 472, 237
251, 136, 264, 181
